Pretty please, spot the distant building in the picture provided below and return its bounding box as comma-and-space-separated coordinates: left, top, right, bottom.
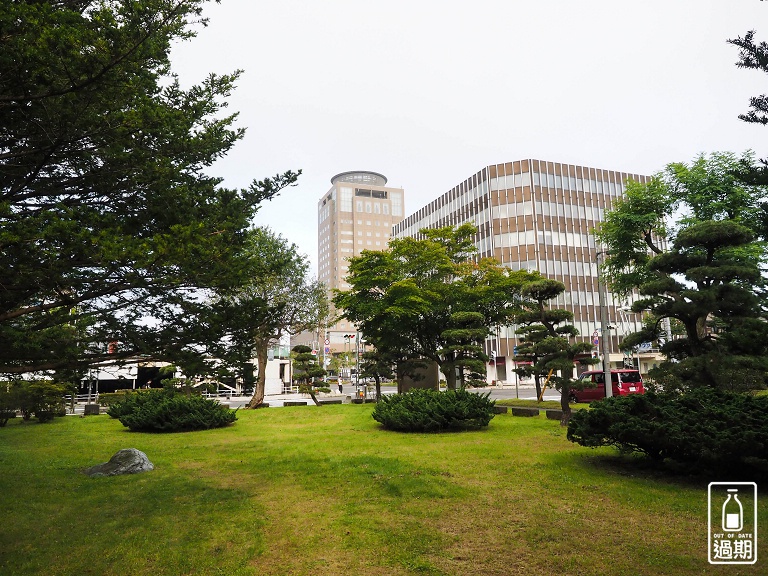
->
295, 171, 405, 359
393, 159, 662, 383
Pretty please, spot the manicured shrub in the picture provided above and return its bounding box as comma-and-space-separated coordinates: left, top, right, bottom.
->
372, 388, 496, 432
567, 388, 768, 471
108, 388, 237, 432
98, 391, 131, 406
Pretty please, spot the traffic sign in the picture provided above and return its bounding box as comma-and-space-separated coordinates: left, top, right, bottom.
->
324, 339, 330, 345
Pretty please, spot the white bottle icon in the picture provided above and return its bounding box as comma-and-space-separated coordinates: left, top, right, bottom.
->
722, 489, 743, 532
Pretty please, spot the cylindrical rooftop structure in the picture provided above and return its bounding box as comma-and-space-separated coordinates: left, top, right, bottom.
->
331, 171, 388, 186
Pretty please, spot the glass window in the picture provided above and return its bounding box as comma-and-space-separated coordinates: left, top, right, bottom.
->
339, 187, 353, 212
391, 192, 402, 216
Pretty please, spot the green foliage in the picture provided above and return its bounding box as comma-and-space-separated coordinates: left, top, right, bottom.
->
214, 227, 328, 409
0, 1, 299, 376
513, 278, 599, 422
371, 388, 496, 432
567, 388, 768, 472
107, 388, 236, 432
291, 345, 326, 384
0, 386, 17, 426
597, 152, 768, 391
97, 390, 131, 407
1, 380, 68, 422
335, 224, 537, 389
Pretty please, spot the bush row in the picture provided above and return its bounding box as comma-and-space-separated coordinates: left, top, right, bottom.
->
567, 388, 768, 472
372, 388, 496, 432
107, 388, 237, 432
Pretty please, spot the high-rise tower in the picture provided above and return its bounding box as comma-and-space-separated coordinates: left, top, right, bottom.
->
313, 171, 404, 352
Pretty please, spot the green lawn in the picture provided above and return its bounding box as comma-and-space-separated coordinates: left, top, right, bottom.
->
0, 406, 764, 576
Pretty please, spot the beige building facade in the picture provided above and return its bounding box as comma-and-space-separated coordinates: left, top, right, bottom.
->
393, 159, 663, 383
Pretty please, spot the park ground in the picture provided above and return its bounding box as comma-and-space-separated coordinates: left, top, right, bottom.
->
0, 404, 765, 576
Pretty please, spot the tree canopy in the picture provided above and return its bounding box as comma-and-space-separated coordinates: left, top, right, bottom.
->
597, 152, 768, 391
227, 228, 328, 408
334, 224, 536, 389
0, 1, 299, 376
727, 28, 768, 231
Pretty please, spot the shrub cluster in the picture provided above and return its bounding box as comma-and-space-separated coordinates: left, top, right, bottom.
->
98, 390, 131, 406
567, 388, 768, 472
372, 388, 495, 432
107, 389, 237, 432
0, 380, 68, 424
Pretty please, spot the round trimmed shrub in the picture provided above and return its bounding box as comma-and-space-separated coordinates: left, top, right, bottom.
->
567, 388, 768, 472
372, 388, 496, 432
108, 389, 236, 432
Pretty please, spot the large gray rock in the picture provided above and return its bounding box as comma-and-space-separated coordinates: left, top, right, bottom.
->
83, 448, 154, 477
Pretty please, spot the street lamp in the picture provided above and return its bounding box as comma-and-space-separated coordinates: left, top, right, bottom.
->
356, 334, 366, 386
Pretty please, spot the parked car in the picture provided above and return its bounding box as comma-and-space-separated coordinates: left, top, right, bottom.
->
570, 369, 645, 403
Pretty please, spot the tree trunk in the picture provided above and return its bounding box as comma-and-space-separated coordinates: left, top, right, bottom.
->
559, 383, 572, 426
246, 342, 269, 409
444, 366, 457, 390
534, 373, 542, 401
374, 376, 382, 401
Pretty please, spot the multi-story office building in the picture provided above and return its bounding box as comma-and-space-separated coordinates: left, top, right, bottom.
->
308, 171, 405, 355
393, 159, 658, 383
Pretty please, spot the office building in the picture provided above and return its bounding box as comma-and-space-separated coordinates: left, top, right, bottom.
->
392, 159, 660, 382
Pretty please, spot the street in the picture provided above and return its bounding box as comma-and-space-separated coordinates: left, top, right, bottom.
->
221, 383, 561, 409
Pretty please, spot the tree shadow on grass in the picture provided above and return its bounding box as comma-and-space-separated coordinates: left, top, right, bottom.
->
570, 450, 768, 486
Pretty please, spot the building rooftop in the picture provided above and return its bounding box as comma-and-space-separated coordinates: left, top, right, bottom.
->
331, 171, 388, 186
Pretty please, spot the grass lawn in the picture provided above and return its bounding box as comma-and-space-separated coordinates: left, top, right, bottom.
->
0, 406, 765, 576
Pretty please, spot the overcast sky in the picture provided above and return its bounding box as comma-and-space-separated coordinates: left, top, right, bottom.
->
170, 0, 767, 275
